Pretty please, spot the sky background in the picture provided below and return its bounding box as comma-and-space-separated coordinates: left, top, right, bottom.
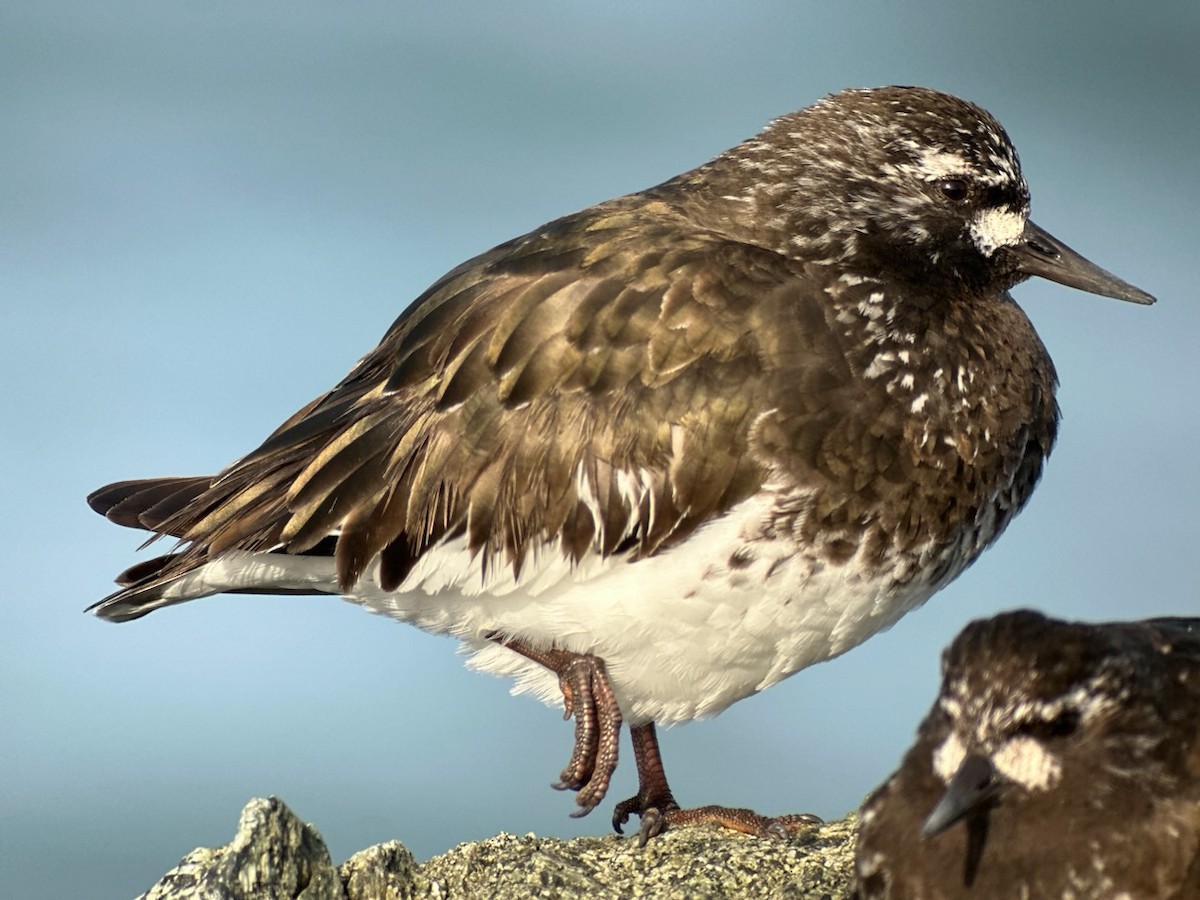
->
3, 2, 1197, 897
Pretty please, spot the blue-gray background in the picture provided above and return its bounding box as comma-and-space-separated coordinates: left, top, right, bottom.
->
4, 2, 1196, 897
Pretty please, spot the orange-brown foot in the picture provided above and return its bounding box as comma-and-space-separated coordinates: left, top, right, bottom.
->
612, 722, 821, 845
553, 652, 622, 816
617, 802, 822, 846
491, 637, 622, 817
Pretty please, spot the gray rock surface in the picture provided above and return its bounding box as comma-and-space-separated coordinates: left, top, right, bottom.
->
138, 797, 856, 899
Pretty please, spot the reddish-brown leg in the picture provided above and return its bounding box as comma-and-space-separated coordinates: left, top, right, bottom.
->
492, 637, 623, 817
613, 723, 823, 846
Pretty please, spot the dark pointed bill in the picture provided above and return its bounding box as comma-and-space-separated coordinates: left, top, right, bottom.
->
921, 753, 1007, 838
1014, 220, 1156, 305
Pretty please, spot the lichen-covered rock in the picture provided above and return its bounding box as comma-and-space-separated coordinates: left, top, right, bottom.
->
412, 822, 856, 899
140, 797, 343, 900
137, 797, 856, 899
340, 841, 421, 900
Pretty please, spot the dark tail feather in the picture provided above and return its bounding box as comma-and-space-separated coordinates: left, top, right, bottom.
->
88, 476, 214, 535
88, 474, 336, 621
84, 550, 200, 621
113, 553, 186, 587
88, 587, 173, 622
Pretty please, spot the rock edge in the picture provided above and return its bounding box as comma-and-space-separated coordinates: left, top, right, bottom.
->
137, 797, 856, 899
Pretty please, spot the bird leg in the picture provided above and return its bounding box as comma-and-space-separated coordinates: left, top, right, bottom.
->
490, 638, 821, 843
491, 636, 623, 817
612, 722, 823, 846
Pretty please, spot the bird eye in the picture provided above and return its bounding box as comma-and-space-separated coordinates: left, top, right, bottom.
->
1044, 709, 1080, 738
937, 178, 971, 203
1017, 709, 1080, 741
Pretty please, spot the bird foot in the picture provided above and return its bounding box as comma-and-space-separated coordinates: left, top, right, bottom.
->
491, 636, 622, 817
614, 797, 822, 846
612, 722, 822, 844
551, 652, 623, 816
489, 639, 822, 842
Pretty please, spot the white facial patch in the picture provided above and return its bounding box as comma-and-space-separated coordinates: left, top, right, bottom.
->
932, 730, 967, 782
992, 735, 1062, 791
915, 147, 974, 180
913, 144, 1018, 187
970, 207, 1027, 256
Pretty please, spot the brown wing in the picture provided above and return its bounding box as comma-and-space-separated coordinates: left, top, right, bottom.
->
89, 201, 859, 617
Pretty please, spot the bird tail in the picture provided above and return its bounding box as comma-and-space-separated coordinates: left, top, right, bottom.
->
87, 476, 338, 622
88, 475, 215, 536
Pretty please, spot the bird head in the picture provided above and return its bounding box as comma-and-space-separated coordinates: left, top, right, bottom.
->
921, 609, 1137, 837
702, 86, 1153, 305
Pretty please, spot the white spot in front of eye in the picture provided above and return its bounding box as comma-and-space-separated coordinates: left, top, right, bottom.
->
970, 207, 1027, 256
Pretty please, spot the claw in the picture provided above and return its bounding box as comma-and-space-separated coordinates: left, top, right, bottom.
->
492, 638, 623, 816
761, 814, 822, 839
637, 807, 668, 847
611, 795, 643, 834
764, 820, 791, 841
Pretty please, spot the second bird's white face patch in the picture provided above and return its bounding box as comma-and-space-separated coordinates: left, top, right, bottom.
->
992, 734, 1062, 791
970, 207, 1027, 256
932, 730, 967, 782
933, 730, 1062, 792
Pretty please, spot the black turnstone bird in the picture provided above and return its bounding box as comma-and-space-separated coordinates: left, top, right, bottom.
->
88, 86, 1154, 842
855, 610, 1200, 899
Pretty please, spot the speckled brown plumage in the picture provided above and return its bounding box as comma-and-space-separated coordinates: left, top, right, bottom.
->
88, 86, 1153, 837
89, 209, 1059, 612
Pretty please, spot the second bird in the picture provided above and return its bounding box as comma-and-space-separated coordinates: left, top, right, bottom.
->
88, 86, 1154, 841
856, 611, 1200, 898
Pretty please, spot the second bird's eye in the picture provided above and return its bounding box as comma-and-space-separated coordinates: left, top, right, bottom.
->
1044, 709, 1080, 738
937, 178, 971, 203
1017, 709, 1081, 741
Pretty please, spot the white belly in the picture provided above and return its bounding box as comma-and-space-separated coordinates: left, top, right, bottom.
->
333, 492, 942, 726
